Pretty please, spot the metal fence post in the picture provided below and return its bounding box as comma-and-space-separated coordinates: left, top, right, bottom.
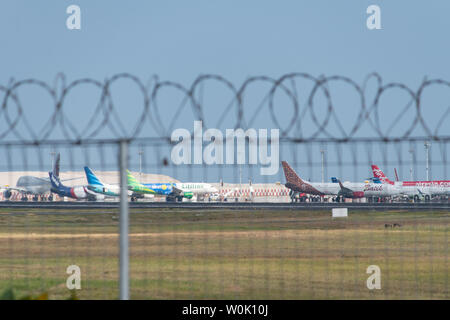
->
119, 139, 129, 300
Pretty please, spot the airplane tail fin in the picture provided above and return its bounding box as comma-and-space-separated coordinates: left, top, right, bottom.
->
53, 153, 60, 178
84, 167, 103, 186
331, 177, 338, 183
281, 161, 305, 186
49, 171, 62, 189
127, 170, 140, 186
371, 165, 394, 184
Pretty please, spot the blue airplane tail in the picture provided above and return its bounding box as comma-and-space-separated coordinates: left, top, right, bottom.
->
49, 171, 62, 189
84, 167, 103, 186
49, 171, 76, 198
331, 177, 338, 183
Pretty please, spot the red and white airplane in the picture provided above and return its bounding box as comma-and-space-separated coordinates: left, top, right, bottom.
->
282, 161, 400, 202
371, 165, 450, 202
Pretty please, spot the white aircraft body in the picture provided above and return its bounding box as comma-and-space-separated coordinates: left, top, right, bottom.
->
282, 161, 402, 201
167, 182, 218, 201
372, 165, 450, 201
174, 183, 218, 194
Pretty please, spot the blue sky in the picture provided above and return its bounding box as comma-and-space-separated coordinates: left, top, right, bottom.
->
0, 1, 449, 182
2, 1, 450, 82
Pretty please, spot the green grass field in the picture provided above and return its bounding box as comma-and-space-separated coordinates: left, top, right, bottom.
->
0, 208, 448, 299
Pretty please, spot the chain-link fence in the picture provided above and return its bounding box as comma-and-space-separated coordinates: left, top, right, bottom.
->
0, 73, 448, 299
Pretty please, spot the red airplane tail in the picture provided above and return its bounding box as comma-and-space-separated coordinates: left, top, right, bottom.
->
371, 165, 394, 185
281, 161, 305, 186
281, 161, 324, 196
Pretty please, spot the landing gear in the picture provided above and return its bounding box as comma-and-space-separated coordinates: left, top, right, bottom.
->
367, 197, 383, 203
425, 195, 431, 202
413, 195, 420, 203
289, 191, 297, 203
166, 195, 183, 202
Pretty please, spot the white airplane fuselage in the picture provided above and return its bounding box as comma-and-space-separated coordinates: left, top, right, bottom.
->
301, 181, 400, 197
174, 183, 218, 194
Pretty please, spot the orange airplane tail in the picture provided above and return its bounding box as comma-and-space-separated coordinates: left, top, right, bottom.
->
281, 161, 305, 186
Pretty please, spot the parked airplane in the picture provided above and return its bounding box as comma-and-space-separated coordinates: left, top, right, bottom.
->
126, 170, 218, 202
4, 176, 53, 201
86, 168, 179, 201
84, 166, 129, 197
371, 165, 450, 202
84, 168, 214, 202
85, 167, 180, 201
2, 153, 78, 201
49, 171, 105, 201
86, 167, 175, 200
168, 182, 218, 202
85, 168, 170, 200
281, 161, 400, 202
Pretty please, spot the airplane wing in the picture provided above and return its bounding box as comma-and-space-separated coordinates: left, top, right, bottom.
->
416, 188, 430, 195
337, 180, 357, 198
29, 176, 83, 183
169, 185, 195, 199
338, 180, 350, 192
60, 177, 84, 182
171, 185, 185, 195
3, 186, 32, 194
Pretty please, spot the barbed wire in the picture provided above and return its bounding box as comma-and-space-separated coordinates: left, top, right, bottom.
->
0, 72, 449, 145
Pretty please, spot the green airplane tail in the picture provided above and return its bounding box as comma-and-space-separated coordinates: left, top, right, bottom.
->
127, 170, 140, 186
126, 170, 156, 195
